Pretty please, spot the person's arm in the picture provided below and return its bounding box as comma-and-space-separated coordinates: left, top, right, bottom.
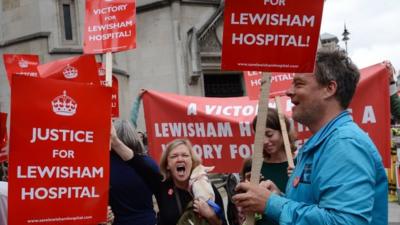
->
110, 124, 133, 161
126, 155, 162, 193
130, 89, 146, 128
193, 184, 226, 225
110, 123, 162, 192
266, 138, 380, 225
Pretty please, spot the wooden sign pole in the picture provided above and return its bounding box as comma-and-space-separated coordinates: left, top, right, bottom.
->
105, 52, 113, 87
246, 72, 271, 225
274, 96, 294, 168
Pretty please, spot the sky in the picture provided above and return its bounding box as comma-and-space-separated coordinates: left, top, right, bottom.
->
320, 0, 400, 74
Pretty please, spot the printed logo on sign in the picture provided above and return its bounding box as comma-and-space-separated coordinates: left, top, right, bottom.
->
63, 64, 78, 79
18, 59, 29, 68
98, 67, 105, 76
52, 90, 77, 116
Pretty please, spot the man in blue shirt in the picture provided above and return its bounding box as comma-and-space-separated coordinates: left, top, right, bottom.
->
233, 50, 388, 225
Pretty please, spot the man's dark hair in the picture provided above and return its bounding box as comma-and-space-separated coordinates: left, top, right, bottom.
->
315, 50, 360, 108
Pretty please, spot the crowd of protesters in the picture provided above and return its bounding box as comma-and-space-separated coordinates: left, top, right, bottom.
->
0, 50, 393, 225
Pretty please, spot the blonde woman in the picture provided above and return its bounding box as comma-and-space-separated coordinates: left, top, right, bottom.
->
111, 132, 226, 225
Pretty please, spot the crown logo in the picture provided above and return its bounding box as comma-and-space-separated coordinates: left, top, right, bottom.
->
63, 64, 78, 79
51, 90, 77, 116
98, 67, 105, 76
18, 59, 29, 68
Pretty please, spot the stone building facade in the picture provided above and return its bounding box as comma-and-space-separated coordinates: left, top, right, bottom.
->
0, 0, 243, 130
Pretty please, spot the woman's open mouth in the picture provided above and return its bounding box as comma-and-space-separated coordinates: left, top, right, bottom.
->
176, 164, 186, 176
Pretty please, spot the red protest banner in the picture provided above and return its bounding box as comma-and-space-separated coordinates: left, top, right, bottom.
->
3, 54, 39, 86
84, 0, 136, 54
244, 71, 294, 99
0, 112, 7, 163
143, 63, 391, 172
8, 76, 111, 225
37, 55, 100, 84
98, 63, 119, 117
221, 0, 324, 73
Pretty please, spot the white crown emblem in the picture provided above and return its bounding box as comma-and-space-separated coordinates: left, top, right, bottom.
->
98, 67, 105, 76
18, 59, 29, 68
63, 64, 78, 79
52, 90, 77, 116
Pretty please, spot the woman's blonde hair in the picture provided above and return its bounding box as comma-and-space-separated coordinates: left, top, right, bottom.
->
159, 138, 202, 181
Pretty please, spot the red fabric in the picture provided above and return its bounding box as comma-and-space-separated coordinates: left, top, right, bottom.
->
8, 76, 111, 224
84, 0, 136, 54
221, 0, 324, 73
143, 63, 391, 172
3, 54, 39, 86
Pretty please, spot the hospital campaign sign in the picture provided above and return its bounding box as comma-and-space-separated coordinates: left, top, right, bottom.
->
221, 0, 324, 73
143, 63, 391, 172
84, 0, 136, 54
3, 54, 39, 86
8, 76, 111, 225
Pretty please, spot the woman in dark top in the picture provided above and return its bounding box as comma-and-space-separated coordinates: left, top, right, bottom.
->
250, 107, 297, 225
109, 119, 158, 225
111, 133, 226, 225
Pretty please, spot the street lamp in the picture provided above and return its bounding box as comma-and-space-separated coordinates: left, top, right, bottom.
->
342, 23, 350, 54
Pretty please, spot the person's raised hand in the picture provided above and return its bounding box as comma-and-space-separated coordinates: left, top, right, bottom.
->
383, 60, 396, 83
138, 89, 147, 97
110, 120, 118, 151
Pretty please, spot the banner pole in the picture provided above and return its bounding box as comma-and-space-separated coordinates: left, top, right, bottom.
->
246, 72, 271, 225
105, 52, 113, 87
274, 96, 295, 168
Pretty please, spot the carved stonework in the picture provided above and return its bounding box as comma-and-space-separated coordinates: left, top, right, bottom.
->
2, 0, 20, 11
186, 0, 224, 83
199, 25, 222, 52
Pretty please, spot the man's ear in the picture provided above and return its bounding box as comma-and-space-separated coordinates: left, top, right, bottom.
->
323, 80, 337, 99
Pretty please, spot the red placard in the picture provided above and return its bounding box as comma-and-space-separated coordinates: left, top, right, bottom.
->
84, 0, 136, 54
97, 63, 120, 118
0, 112, 7, 162
222, 0, 324, 73
143, 63, 391, 172
3, 54, 39, 86
244, 71, 294, 99
9, 76, 111, 225
37, 55, 100, 84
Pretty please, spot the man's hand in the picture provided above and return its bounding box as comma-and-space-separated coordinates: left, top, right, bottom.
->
232, 182, 271, 213
260, 180, 282, 195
